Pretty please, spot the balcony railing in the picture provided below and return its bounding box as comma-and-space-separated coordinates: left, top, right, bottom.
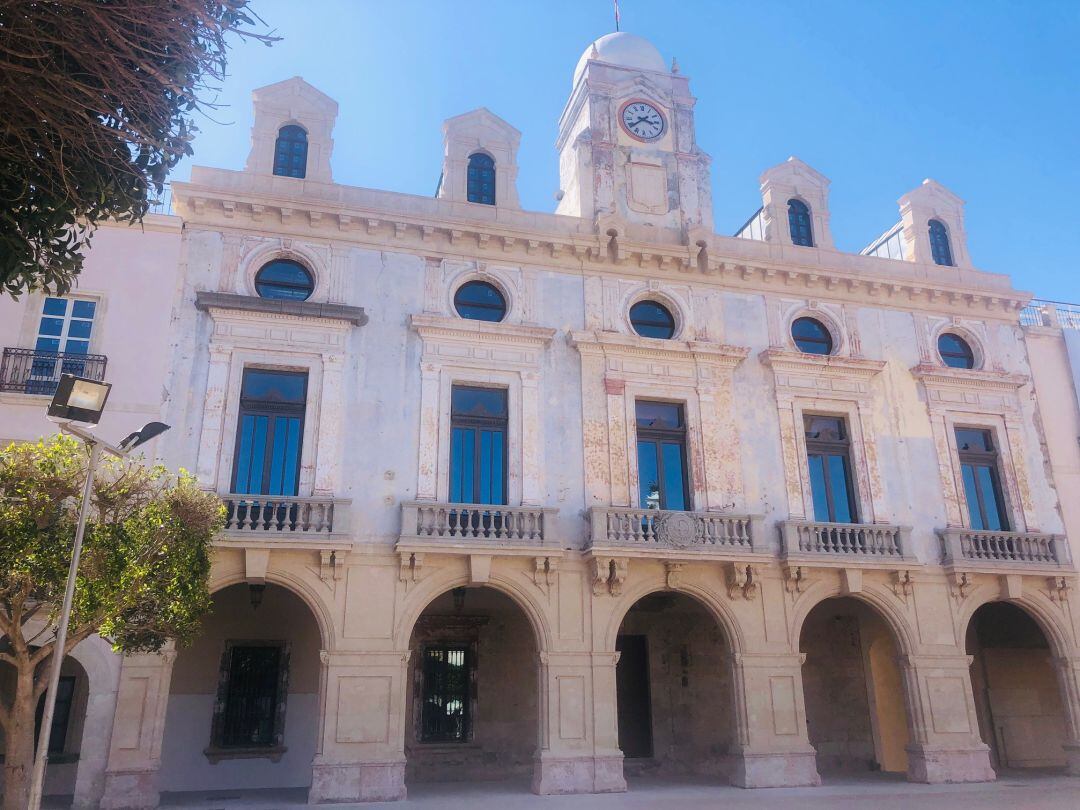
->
588, 507, 761, 552
780, 520, 910, 559
223, 495, 348, 535
1020, 299, 1080, 330
0, 348, 107, 395
400, 502, 554, 545
940, 528, 1068, 567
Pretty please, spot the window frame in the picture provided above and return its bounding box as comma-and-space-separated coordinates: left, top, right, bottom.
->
466, 152, 496, 205
955, 427, 1010, 531
418, 641, 476, 744
629, 299, 677, 340
791, 316, 834, 356
787, 198, 814, 247
273, 124, 308, 179
449, 384, 509, 505
230, 368, 309, 497
928, 219, 954, 266
27, 295, 101, 393
803, 414, 860, 524
208, 639, 291, 757
938, 332, 976, 370
635, 400, 692, 511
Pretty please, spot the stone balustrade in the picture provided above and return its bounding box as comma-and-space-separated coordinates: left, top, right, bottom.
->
222, 495, 348, 535
588, 507, 762, 552
780, 520, 911, 559
400, 501, 555, 545
940, 527, 1069, 567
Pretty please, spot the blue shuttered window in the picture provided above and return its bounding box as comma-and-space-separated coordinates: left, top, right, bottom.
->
928, 219, 954, 266
449, 386, 507, 504
466, 153, 496, 205
787, 199, 814, 247
232, 369, 307, 496
273, 125, 308, 179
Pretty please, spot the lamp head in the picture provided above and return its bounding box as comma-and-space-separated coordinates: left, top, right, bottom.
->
118, 422, 171, 452
47, 375, 111, 426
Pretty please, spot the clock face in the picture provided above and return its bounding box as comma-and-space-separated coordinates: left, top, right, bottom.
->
621, 101, 665, 141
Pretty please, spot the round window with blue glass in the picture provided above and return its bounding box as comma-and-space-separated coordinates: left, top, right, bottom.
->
629, 300, 677, 340
254, 259, 315, 301
792, 317, 834, 355
454, 280, 507, 322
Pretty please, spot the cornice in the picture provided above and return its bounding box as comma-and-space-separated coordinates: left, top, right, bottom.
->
571, 329, 749, 367
195, 290, 367, 326
910, 363, 1028, 391
409, 313, 556, 347
760, 349, 886, 381
172, 173, 1031, 321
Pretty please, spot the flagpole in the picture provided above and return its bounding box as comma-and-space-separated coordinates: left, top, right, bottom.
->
614, 0, 621, 31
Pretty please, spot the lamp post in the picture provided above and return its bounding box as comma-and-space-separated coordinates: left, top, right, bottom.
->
27, 375, 170, 810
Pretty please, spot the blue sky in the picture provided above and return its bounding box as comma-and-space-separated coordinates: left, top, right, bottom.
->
174, 0, 1080, 301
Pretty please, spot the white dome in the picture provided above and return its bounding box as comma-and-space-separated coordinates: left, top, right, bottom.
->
573, 32, 667, 86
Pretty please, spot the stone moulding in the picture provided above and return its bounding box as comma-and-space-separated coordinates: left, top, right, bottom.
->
938, 527, 1073, 573
399, 501, 558, 546
194, 290, 368, 325
779, 519, 915, 563
172, 173, 1030, 320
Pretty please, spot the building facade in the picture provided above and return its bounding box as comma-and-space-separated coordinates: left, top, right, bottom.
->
3, 32, 1080, 808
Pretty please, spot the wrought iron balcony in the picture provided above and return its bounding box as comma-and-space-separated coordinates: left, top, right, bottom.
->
222, 495, 349, 536
588, 507, 763, 554
940, 527, 1069, 568
1, 348, 107, 395
780, 520, 911, 560
399, 501, 555, 545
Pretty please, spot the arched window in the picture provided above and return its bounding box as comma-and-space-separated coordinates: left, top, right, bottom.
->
792, 317, 833, 355
629, 300, 676, 339
273, 125, 308, 179
467, 153, 496, 205
454, 280, 506, 322
255, 259, 315, 301
938, 333, 975, 369
787, 199, 814, 247
928, 219, 953, 266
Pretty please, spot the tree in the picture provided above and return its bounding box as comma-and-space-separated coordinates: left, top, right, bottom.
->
0, 1, 277, 299
0, 436, 224, 810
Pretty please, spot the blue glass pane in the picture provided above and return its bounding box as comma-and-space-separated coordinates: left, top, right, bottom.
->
788, 199, 814, 247
63, 340, 89, 355
454, 282, 506, 322
636, 401, 683, 429
42, 298, 67, 316
955, 428, 992, 452
451, 428, 475, 502
807, 455, 831, 522
38, 317, 64, 336
976, 466, 1004, 531
929, 220, 953, 267
661, 442, 688, 511
273, 126, 308, 179
792, 317, 832, 355
67, 319, 93, 339
629, 301, 676, 339
241, 370, 307, 404
479, 430, 493, 504
960, 463, 983, 530
255, 260, 314, 301
249, 417, 268, 493
235, 416, 256, 494
451, 386, 507, 418
827, 455, 854, 523
467, 153, 496, 205
71, 300, 96, 319
268, 416, 288, 495
450, 428, 465, 502
282, 418, 301, 496
637, 441, 660, 509
35, 337, 60, 352
490, 432, 505, 505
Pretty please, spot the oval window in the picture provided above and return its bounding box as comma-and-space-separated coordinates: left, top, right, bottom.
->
629, 300, 676, 340
254, 259, 315, 301
792, 317, 833, 355
454, 280, 507, 322
938, 333, 975, 369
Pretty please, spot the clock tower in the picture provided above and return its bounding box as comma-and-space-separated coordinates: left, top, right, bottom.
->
556, 32, 713, 236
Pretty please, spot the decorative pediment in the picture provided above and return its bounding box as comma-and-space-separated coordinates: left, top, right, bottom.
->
410, 313, 555, 371
910, 364, 1027, 392
572, 330, 748, 368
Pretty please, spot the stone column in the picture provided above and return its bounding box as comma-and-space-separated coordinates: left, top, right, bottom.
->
309, 650, 410, 803
727, 652, 820, 787
898, 654, 995, 783
195, 345, 232, 489
72, 639, 122, 810
313, 352, 345, 496
1053, 655, 1080, 775
532, 651, 623, 795
99, 649, 177, 810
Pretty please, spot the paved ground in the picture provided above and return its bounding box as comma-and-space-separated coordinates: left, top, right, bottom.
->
155, 771, 1080, 809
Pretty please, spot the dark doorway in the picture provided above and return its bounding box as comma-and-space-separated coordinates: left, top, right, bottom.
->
616, 634, 653, 759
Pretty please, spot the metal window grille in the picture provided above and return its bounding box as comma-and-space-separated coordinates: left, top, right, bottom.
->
420, 644, 473, 743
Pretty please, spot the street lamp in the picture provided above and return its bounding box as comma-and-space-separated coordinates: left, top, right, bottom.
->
27, 375, 171, 810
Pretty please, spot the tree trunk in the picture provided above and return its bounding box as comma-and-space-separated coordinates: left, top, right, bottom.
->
3, 666, 39, 810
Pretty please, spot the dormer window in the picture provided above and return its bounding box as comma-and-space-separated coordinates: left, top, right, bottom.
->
273, 125, 308, 179
787, 199, 814, 247
467, 153, 495, 205
928, 219, 954, 266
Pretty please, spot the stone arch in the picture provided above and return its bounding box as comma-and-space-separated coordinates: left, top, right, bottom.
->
600, 577, 744, 655
209, 568, 335, 653
790, 581, 916, 658
957, 585, 1073, 659
394, 569, 553, 654
67, 635, 122, 809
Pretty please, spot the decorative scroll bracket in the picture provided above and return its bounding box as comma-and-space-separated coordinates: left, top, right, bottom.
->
319, 549, 346, 583
891, 569, 914, 601
591, 556, 629, 596
782, 563, 808, 595
726, 562, 759, 600
399, 551, 425, 589
533, 556, 559, 592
